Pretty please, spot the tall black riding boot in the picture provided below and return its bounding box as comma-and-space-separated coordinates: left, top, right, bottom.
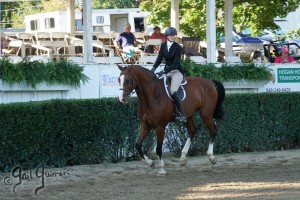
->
171, 92, 187, 122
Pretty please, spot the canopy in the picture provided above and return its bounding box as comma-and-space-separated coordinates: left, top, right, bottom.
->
236, 37, 263, 44
236, 37, 264, 54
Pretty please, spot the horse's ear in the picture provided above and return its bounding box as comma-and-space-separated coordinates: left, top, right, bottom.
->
117, 64, 122, 70
117, 64, 123, 71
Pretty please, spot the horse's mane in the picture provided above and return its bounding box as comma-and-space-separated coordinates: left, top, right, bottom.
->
128, 65, 157, 79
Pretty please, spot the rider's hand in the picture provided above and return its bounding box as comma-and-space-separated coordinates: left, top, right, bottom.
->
151, 67, 156, 73
157, 70, 165, 77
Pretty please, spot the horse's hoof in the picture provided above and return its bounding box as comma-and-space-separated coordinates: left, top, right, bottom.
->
180, 159, 187, 166
209, 157, 217, 165
158, 168, 166, 175
149, 160, 155, 169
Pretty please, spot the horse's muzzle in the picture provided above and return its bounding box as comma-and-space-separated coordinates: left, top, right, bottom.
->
119, 92, 129, 104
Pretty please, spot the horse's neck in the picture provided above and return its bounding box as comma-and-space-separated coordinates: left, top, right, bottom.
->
135, 76, 162, 108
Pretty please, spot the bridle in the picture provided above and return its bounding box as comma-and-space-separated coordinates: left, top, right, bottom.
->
119, 68, 157, 97
119, 71, 136, 96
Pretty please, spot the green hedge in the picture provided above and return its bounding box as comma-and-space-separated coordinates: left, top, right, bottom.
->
0, 57, 272, 89
0, 57, 89, 88
182, 59, 273, 82
0, 93, 299, 172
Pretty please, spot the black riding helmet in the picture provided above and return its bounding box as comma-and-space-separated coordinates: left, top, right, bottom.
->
165, 27, 177, 36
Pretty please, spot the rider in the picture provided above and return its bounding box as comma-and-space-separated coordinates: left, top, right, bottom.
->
151, 27, 186, 122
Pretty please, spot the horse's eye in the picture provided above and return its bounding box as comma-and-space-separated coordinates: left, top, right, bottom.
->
124, 79, 130, 84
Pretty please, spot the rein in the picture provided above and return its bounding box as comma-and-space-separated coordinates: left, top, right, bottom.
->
120, 70, 157, 95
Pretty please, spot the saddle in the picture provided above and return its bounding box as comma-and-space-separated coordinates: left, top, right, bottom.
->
159, 76, 187, 101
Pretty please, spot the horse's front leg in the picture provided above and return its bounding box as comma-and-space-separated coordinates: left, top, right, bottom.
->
180, 118, 196, 166
136, 123, 154, 168
155, 126, 167, 174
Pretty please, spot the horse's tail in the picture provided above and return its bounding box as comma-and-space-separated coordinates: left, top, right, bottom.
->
212, 80, 225, 120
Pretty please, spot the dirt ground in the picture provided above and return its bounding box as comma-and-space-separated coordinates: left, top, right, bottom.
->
1, 149, 300, 200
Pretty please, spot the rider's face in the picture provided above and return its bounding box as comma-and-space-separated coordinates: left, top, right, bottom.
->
167, 34, 176, 42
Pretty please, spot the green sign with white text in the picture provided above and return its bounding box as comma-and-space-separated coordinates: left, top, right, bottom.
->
277, 68, 300, 83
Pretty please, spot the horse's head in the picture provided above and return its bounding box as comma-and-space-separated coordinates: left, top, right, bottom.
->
117, 64, 138, 104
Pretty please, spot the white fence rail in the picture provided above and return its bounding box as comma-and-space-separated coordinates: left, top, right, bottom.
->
0, 64, 299, 104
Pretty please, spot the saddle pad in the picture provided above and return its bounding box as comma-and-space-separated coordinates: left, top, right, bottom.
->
160, 76, 186, 101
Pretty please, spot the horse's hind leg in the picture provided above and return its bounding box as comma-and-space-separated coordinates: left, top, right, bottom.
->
180, 118, 197, 166
136, 122, 154, 168
201, 114, 217, 165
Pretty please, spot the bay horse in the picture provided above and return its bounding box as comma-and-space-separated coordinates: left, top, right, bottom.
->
118, 65, 225, 174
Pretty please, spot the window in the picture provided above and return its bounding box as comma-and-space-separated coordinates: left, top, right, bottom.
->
75, 19, 83, 31
30, 20, 40, 31
93, 26, 103, 32
45, 18, 55, 29
96, 16, 104, 24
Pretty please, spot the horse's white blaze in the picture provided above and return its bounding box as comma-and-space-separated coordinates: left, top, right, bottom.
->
180, 138, 191, 161
118, 74, 125, 102
207, 142, 214, 156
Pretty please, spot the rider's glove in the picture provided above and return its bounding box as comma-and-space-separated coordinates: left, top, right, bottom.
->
157, 70, 165, 77
151, 67, 156, 73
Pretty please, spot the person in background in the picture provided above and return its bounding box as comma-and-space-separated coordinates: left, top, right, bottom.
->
274, 47, 296, 63
146, 26, 167, 53
150, 26, 167, 42
114, 23, 137, 53
252, 50, 262, 64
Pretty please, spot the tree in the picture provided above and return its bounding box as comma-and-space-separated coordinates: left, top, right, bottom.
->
0, 2, 23, 28
140, 0, 300, 39
6, 0, 67, 28
92, 0, 139, 9
1, 0, 139, 28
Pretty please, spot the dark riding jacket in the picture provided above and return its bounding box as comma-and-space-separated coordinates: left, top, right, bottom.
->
152, 42, 185, 75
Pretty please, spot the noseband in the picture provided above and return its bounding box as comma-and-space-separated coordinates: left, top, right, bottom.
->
119, 69, 157, 96
119, 71, 136, 96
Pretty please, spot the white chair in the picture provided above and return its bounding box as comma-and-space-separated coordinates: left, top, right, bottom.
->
35, 32, 52, 55
92, 40, 107, 57
133, 32, 146, 45
29, 55, 49, 63
139, 55, 158, 64
189, 56, 207, 64
70, 39, 84, 56
226, 56, 242, 64
51, 32, 70, 55
2, 40, 23, 56
67, 56, 84, 64
7, 55, 23, 63
17, 33, 34, 55
143, 39, 162, 52
96, 33, 114, 46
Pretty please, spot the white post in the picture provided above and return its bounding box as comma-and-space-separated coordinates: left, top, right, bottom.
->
171, 0, 179, 30
82, 0, 93, 63
66, 0, 75, 55
224, 0, 233, 58
206, 0, 217, 63
66, 0, 75, 37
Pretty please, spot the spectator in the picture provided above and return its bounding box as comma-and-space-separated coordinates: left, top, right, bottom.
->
146, 26, 166, 53
252, 50, 262, 64
150, 26, 167, 42
114, 23, 137, 53
274, 47, 296, 64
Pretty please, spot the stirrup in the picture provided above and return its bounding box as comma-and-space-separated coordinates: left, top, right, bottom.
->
176, 114, 186, 122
